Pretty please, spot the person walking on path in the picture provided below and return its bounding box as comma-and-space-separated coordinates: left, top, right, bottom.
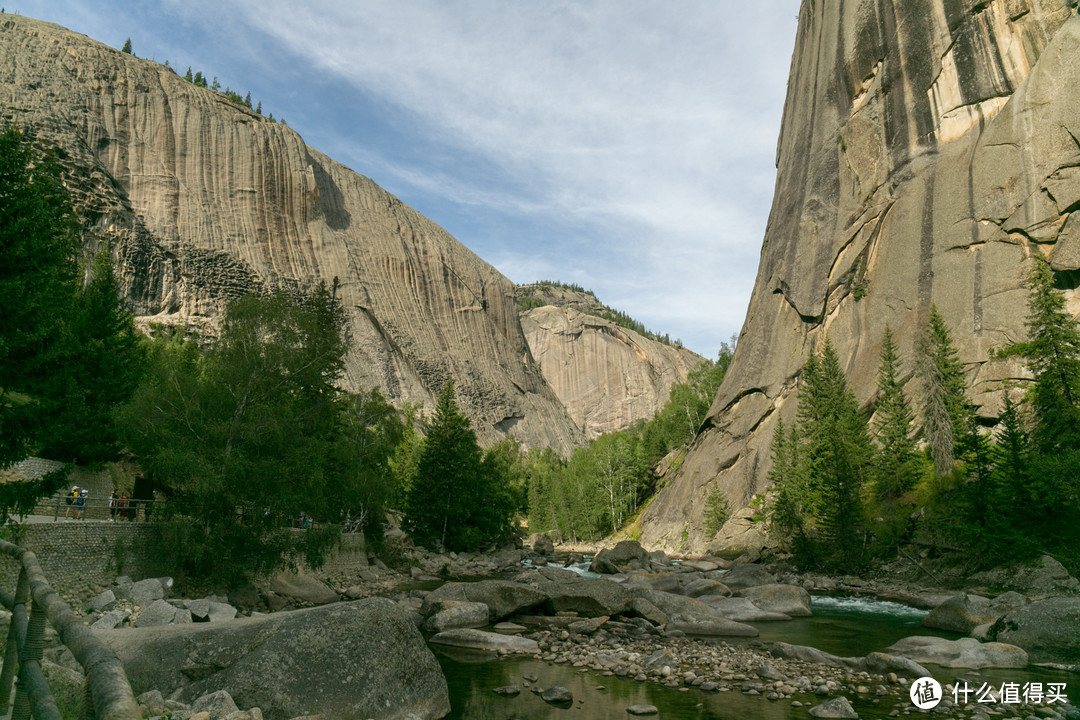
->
76, 487, 87, 520
64, 486, 78, 519
109, 490, 119, 521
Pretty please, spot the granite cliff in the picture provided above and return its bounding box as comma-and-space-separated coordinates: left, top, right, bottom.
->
0, 15, 582, 451
517, 285, 705, 439
640, 0, 1080, 551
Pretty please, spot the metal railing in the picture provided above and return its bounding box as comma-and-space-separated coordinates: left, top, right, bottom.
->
0, 539, 139, 720
30, 496, 159, 523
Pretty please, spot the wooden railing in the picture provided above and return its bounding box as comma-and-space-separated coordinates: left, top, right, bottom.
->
0, 539, 139, 720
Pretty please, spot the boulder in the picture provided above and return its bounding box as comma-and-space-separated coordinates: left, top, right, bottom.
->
589, 540, 649, 574
191, 690, 240, 719
135, 599, 177, 627
969, 556, 1080, 599
626, 573, 681, 594
682, 578, 730, 598
627, 704, 659, 716
884, 636, 1028, 669
738, 584, 812, 617
705, 507, 774, 561
921, 594, 1001, 634
267, 570, 339, 606
539, 577, 634, 617
770, 643, 931, 678
629, 586, 722, 623
429, 629, 540, 654
697, 596, 790, 622
91, 609, 128, 631
532, 533, 555, 556
462, 580, 547, 621
130, 578, 166, 608
423, 601, 490, 633
989, 596, 1080, 662
540, 687, 573, 707
536, 566, 580, 582
96, 598, 449, 720
809, 696, 858, 719
629, 597, 668, 626
717, 564, 775, 591
87, 589, 117, 613
189, 599, 238, 623
665, 618, 759, 637
680, 560, 719, 572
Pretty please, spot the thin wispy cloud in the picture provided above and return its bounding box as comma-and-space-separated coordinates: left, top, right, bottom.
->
16, 0, 799, 354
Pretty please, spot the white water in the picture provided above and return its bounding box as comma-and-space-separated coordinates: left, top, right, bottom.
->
811, 594, 930, 621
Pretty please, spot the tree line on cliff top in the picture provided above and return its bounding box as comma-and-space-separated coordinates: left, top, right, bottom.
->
767, 259, 1080, 573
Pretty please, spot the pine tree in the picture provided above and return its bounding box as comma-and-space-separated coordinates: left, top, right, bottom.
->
794, 339, 873, 568
1009, 256, 1080, 452
212, 76, 221, 92
872, 327, 919, 499
255, 101, 262, 115
184, 66, 193, 82
121, 38, 132, 54
917, 304, 970, 475
766, 417, 803, 540
402, 382, 514, 551
244, 92, 252, 108
0, 125, 80, 467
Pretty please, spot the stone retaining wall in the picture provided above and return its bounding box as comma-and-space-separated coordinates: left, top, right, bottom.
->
0, 522, 161, 607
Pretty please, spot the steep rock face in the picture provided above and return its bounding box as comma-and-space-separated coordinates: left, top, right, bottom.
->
0, 16, 581, 451
521, 305, 704, 439
640, 0, 1080, 551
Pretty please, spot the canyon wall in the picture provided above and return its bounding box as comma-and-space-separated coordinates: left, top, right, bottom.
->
1, 16, 582, 451
640, 0, 1080, 551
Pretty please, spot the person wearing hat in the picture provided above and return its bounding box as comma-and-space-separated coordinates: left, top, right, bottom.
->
65, 486, 79, 519
76, 487, 87, 520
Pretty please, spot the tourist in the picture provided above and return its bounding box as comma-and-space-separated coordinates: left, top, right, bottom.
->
64, 486, 78, 519
109, 490, 119, 521
76, 487, 87, 520
119, 491, 130, 520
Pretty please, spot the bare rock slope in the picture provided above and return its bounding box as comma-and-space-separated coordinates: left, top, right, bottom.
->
0, 15, 581, 451
640, 0, 1080, 551
521, 303, 704, 439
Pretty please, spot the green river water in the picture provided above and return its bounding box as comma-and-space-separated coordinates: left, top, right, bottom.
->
431, 594, 1078, 720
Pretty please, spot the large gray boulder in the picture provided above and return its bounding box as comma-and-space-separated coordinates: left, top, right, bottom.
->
589, 540, 650, 574
885, 636, 1028, 669
422, 580, 547, 622
970, 556, 1080, 599
95, 598, 449, 720
717, 564, 775, 591
266, 570, 339, 606
921, 593, 1013, 634
697, 596, 790, 622
989, 596, 1080, 662
737, 584, 812, 617
423, 601, 490, 633
539, 578, 634, 617
129, 578, 166, 608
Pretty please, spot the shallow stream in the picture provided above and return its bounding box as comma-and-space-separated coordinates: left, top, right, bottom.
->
432, 592, 1077, 719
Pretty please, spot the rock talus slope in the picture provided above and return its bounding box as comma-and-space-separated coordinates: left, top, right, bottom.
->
641, 0, 1080, 551
521, 305, 704, 439
0, 15, 581, 451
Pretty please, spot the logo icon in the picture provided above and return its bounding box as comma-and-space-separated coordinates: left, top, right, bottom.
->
911, 677, 942, 709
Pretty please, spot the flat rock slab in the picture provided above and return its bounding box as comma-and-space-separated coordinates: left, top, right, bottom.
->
493, 622, 527, 634
493, 685, 521, 697
267, 570, 339, 606
627, 704, 659, 715
429, 629, 540, 654
885, 636, 1028, 669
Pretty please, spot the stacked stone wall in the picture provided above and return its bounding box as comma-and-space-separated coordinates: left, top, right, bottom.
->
0, 522, 161, 608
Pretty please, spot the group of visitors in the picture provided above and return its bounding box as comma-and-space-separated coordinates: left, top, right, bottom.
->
60, 484, 156, 521
107, 490, 134, 521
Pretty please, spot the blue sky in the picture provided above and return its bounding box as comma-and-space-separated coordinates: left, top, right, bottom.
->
13, 1, 799, 357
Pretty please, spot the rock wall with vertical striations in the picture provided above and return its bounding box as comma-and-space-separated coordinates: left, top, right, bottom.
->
639, 0, 1080, 552
0, 15, 582, 451
521, 304, 705, 440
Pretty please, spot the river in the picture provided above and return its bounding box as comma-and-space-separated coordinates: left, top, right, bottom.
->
431, 593, 1077, 719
